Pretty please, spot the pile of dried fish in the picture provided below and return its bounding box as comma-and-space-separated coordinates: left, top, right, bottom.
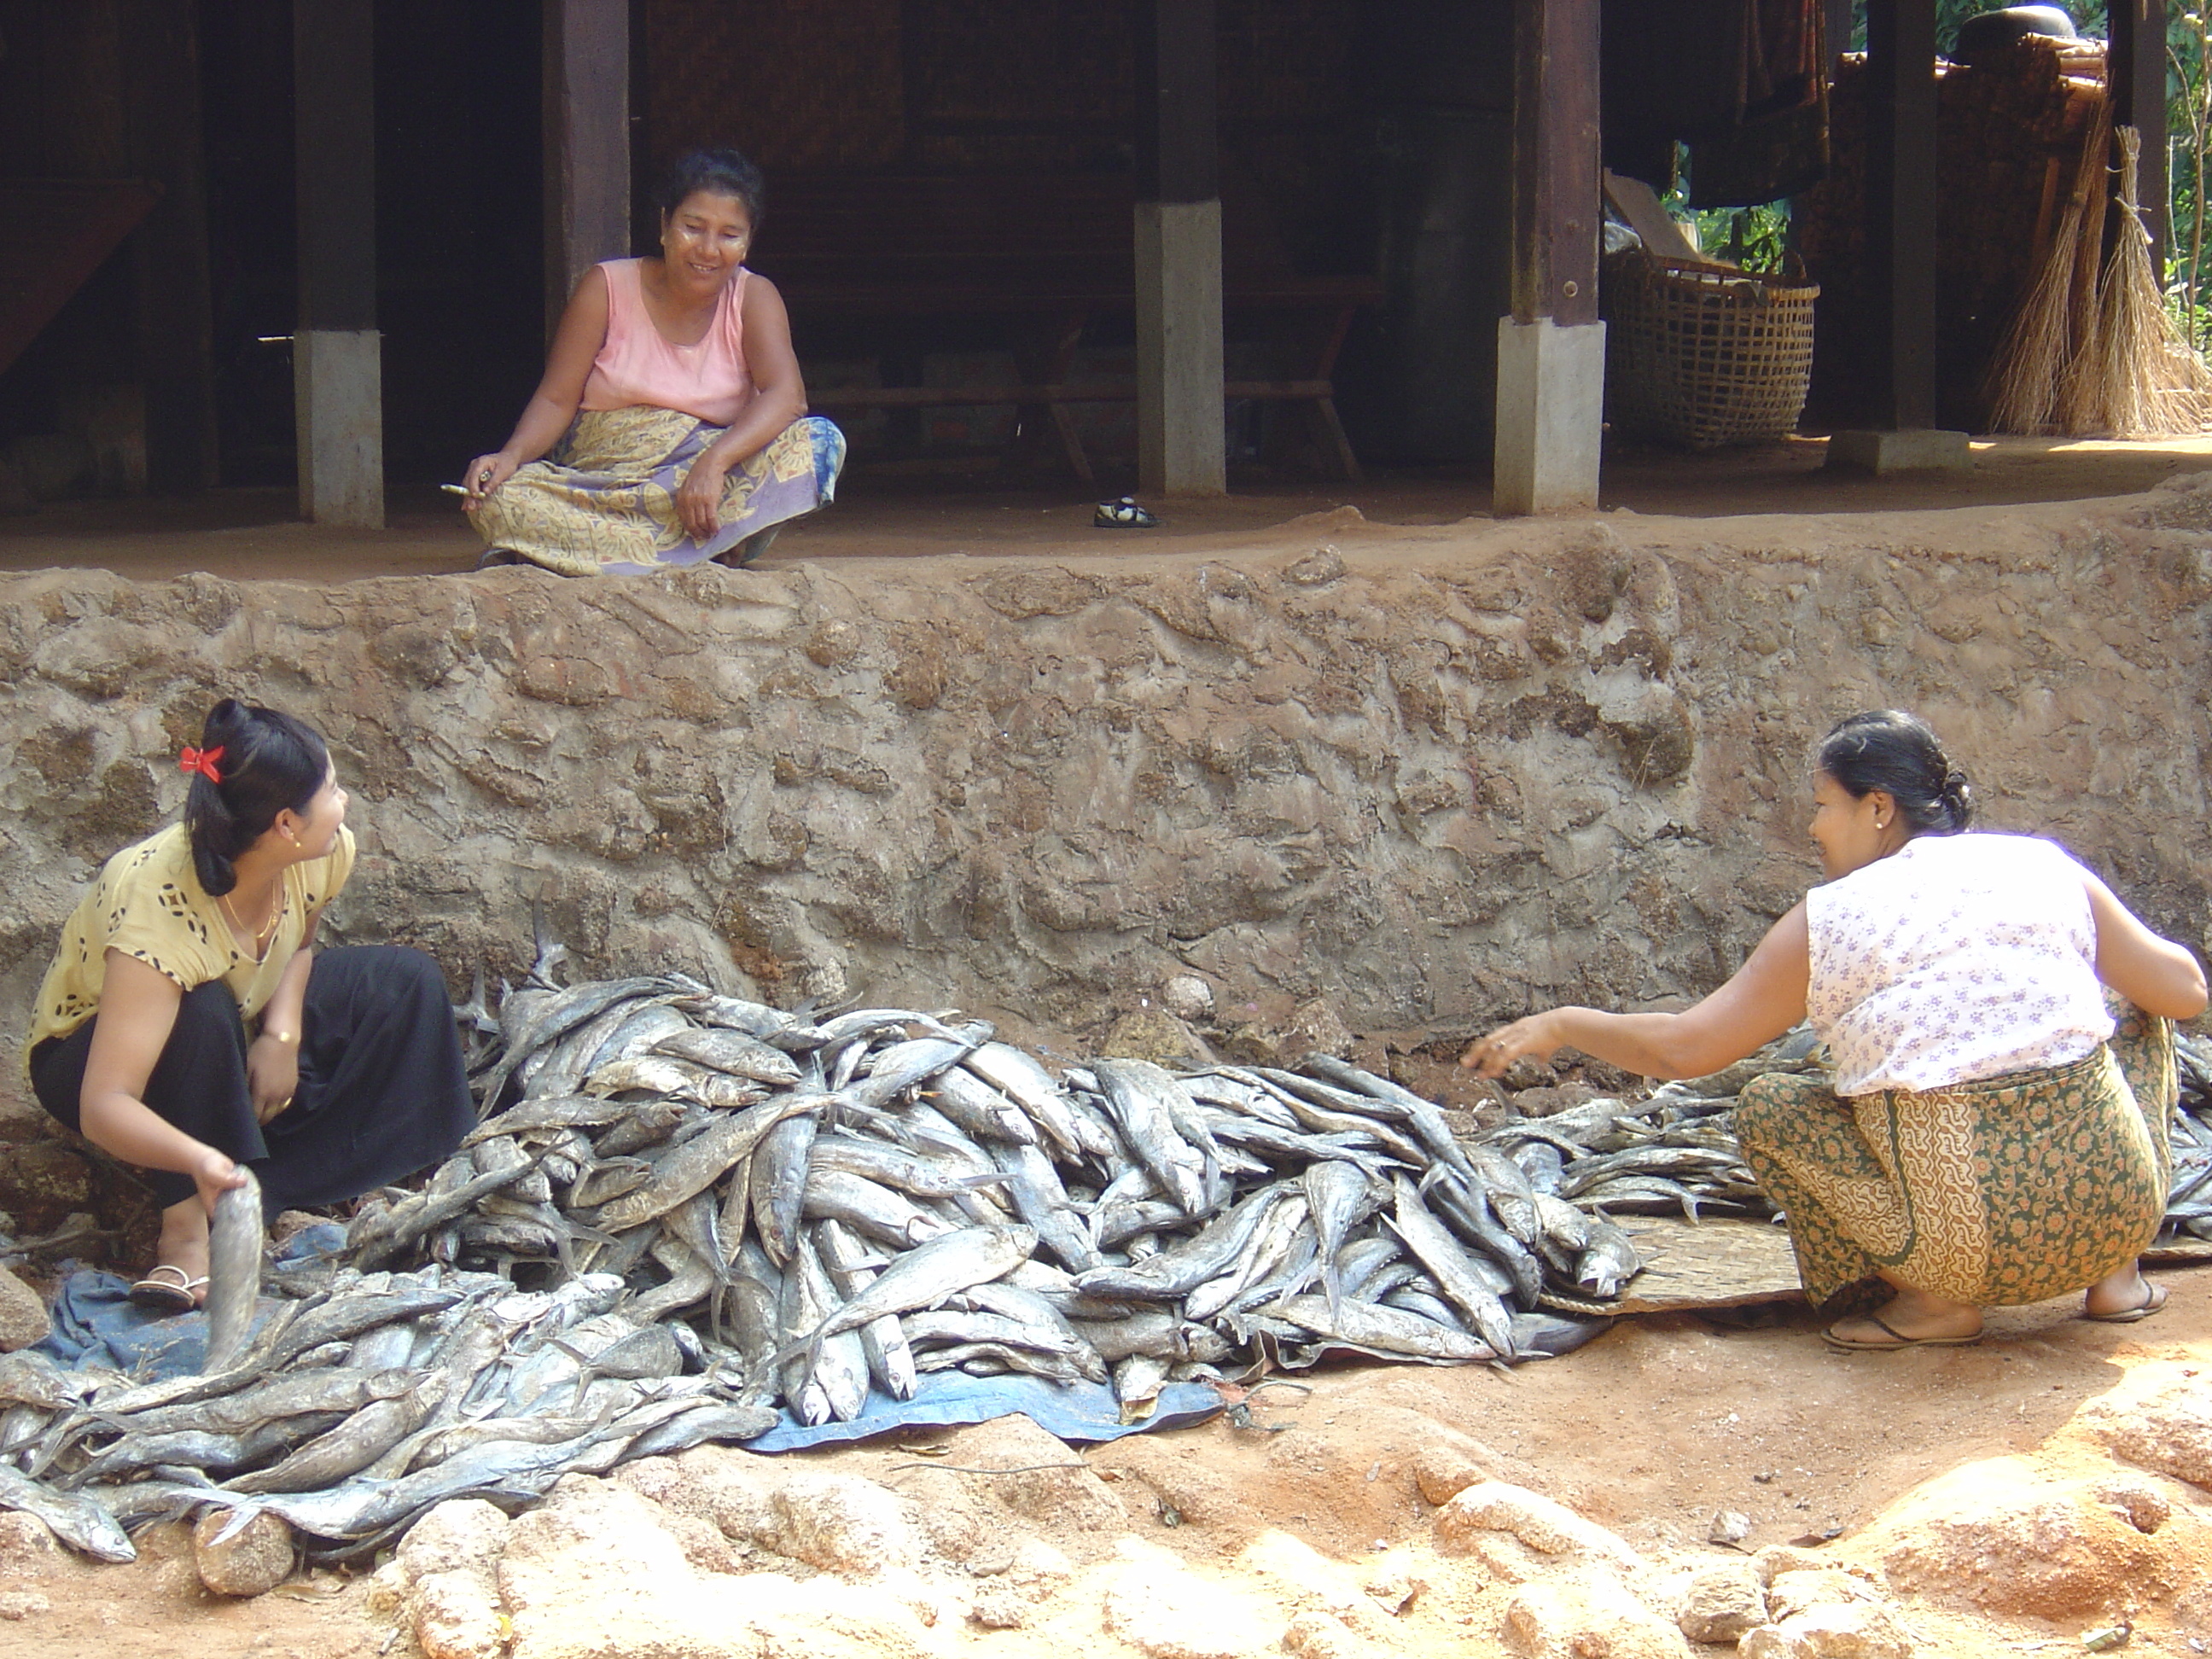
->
4, 929, 2201, 1567
0, 1261, 779, 1563
2159, 1032, 2212, 1245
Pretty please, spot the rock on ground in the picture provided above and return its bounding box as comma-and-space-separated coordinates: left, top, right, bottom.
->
0, 1264, 46, 1352
1854, 1457, 2168, 1616
192, 1507, 294, 1597
0, 1512, 61, 1574
1738, 1602, 1915, 1659
764, 1470, 923, 1575
1675, 1563, 1768, 1644
1435, 1481, 1644, 1571
1503, 1564, 1693, 1659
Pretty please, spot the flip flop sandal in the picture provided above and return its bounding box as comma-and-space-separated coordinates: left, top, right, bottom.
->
128, 1265, 209, 1313
2086, 1281, 2168, 1323
1821, 1313, 1982, 1352
1095, 497, 1159, 528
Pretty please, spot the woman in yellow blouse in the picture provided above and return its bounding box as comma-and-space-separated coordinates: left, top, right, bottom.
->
25, 701, 473, 1309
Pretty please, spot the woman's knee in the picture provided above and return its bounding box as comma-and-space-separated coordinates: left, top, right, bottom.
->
1733, 1074, 1823, 1152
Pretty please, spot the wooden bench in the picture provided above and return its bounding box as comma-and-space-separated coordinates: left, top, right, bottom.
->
753, 172, 1378, 482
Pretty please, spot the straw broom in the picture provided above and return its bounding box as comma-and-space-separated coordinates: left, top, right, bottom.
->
2075, 126, 2212, 437
1985, 96, 2110, 434
2052, 105, 2115, 432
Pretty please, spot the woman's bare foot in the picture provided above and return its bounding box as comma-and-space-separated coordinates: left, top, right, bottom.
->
2084, 1260, 2166, 1322
150, 1196, 212, 1307
1824, 1284, 1983, 1349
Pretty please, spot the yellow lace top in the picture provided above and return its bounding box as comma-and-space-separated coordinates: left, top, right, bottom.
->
25, 823, 356, 1065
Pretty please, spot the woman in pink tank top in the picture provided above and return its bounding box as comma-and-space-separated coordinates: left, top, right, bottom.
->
461, 149, 844, 577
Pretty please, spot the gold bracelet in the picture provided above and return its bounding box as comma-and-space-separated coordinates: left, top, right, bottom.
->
262, 1028, 299, 1046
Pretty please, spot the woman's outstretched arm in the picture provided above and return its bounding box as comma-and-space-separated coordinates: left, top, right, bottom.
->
463, 265, 613, 504
1462, 902, 1813, 1081
2085, 874, 2209, 1019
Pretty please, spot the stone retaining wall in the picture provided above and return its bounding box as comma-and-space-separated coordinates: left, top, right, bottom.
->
3, 486, 2209, 1126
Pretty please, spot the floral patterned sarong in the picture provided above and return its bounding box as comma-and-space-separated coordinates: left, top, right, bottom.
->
1734, 1006, 2174, 1316
470, 407, 845, 577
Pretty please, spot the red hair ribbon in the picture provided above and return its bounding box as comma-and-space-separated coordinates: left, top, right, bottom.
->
178, 745, 224, 784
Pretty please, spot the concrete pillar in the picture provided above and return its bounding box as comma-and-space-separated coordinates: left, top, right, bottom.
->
294, 0, 382, 527
1135, 0, 1226, 498
1494, 317, 1605, 515
1494, 0, 1602, 516
544, 0, 632, 336
294, 333, 385, 527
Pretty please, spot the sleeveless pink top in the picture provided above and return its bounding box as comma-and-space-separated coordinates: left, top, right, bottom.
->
579, 258, 754, 426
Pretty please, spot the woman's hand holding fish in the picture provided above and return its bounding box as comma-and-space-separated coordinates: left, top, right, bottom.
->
191, 1144, 248, 1216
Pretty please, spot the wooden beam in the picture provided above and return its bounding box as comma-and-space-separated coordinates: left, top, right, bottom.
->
2109, 0, 2170, 276
294, 0, 382, 526
1824, 0, 1854, 66
294, 1, 376, 336
544, 0, 632, 336
1510, 0, 1599, 327
1134, 0, 1227, 498
1862, 0, 1938, 431
119, 0, 218, 494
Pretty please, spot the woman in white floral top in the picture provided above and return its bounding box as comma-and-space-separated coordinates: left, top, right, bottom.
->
1464, 710, 2206, 1350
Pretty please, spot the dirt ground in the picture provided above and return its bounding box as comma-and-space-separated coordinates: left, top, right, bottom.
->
3, 1272, 2207, 1658
8, 432, 2212, 583
3, 443, 2211, 1655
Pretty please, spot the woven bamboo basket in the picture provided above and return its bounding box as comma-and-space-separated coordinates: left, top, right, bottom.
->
1603, 250, 1819, 449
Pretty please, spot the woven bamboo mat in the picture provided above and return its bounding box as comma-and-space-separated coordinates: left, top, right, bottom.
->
1606, 1216, 1807, 1313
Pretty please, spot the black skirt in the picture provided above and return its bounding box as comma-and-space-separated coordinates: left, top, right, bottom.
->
29, 945, 474, 1216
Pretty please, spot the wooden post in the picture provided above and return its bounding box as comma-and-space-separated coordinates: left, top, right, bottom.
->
1823, 0, 1854, 65
1493, 0, 1603, 515
1134, 0, 1227, 498
544, 0, 632, 337
1827, 0, 1965, 470
2109, 0, 2170, 277
294, 0, 382, 527
119, 0, 218, 494
1863, 0, 1937, 432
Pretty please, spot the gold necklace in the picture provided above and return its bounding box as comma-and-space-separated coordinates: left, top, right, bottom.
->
218, 886, 282, 952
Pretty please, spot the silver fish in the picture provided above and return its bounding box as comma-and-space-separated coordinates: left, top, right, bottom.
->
816, 1220, 918, 1401
1388, 1176, 1516, 1359
777, 1225, 1037, 1375
1091, 1060, 1208, 1214
962, 1043, 1102, 1158
1303, 1161, 1384, 1323
748, 1109, 824, 1266
1274, 1293, 1496, 1362
202, 1167, 265, 1374
597, 1093, 822, 1233
0, 1464, 134, 1562
795, 1235, 870, 1422
652, 1025, 805, 1087
802, 1167, 952, 1249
